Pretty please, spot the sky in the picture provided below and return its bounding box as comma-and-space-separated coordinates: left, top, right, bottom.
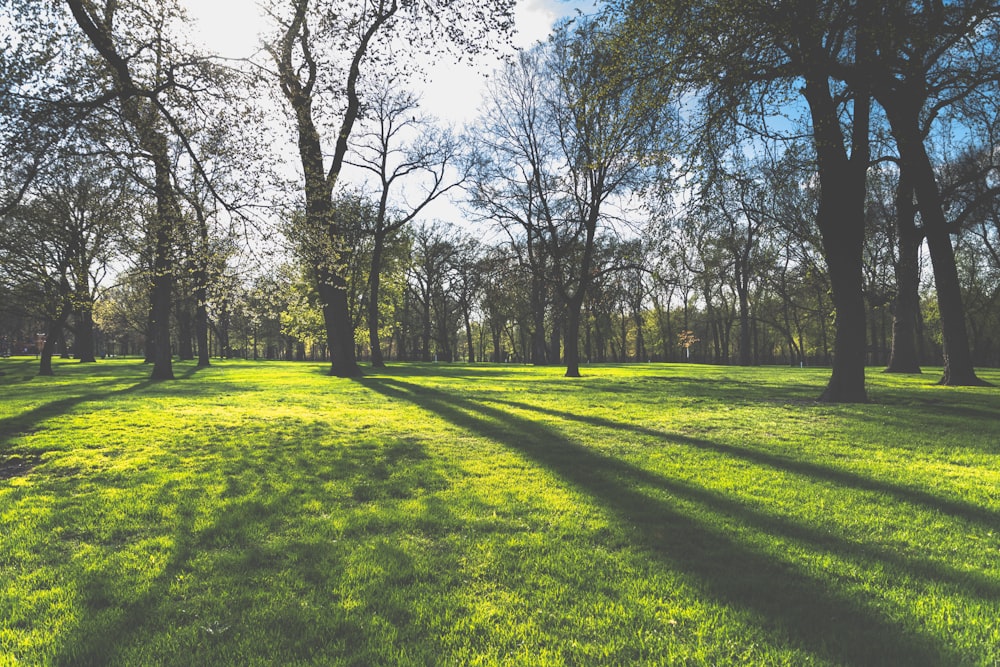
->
184, 0, 594, 124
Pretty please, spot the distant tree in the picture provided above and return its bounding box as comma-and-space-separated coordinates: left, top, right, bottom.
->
0, 157, 130, 373
406, 223, 460, 362
346, 77, 466, 368
467, 48, 562, 366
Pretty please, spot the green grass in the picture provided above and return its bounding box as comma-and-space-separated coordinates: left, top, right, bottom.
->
1, 358, 998, 666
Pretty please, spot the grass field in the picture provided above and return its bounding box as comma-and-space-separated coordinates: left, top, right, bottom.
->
0, 358, 998, 666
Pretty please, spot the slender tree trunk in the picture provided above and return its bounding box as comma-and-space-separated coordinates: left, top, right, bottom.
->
530, 278, 547, 364
737, 281, 751, 366
549, 305, 561, 365
886, 173, 922, 372
563, 202, 600, 377
634, 305, 645, 362
177, 302, 194, 360
368, 232, 386, 369
564, 294, 583, 377
421, 289, 432, 362
194, 220, 211, 367
464, 310, 475, 363
195, 295, 210, 367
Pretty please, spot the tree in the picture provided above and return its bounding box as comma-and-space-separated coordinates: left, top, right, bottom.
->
616, 0, 872, 400
406, 223, 460, 362
58, 0, 235, 380
547, 18, 669, 377
346, 77, 466, 368
0, 156, 130, 373
263, 0, 514, 376
853, 0, 999, 386
468, 48, 563, 366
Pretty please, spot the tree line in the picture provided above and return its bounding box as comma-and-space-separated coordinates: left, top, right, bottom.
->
2, 0, 999, 403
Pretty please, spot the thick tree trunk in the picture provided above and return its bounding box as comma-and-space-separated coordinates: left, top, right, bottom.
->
803, 72, 869, 403
38, 304, 71, 376
492, 326, 502, 362
38, 338, 56, 376
149, 153, 175, 380
75, 296, 97, 363
885, 173, 922, 373
319, 276, 362, 378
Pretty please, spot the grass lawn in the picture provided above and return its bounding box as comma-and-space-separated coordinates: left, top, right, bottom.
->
0, 358, 998, 666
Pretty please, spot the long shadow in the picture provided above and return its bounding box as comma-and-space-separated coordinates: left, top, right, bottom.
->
492, 398, 1000, 530
359, 376, 959, 666
486, 400, 1000, 602
0, 378, 155, 452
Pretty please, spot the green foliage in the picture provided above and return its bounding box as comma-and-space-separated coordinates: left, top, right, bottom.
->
1, 359, 998, 665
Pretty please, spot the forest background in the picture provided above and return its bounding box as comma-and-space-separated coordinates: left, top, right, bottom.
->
1, 0, 999, 404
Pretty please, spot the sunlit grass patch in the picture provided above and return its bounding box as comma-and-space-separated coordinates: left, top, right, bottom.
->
1, 358, 998, 665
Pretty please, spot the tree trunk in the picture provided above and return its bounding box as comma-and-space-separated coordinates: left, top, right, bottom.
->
492, 326, 502, 362
882, 101, 986, 385
885, 173, 922, 373
368, 232, 386, 369
736, 272, 751, 366
464, 310, 475, 363
75, 297, 97, 363
147, 140, 176, 380
421, 290, 433, 362
564, 294, 583, 377
177, 301, 194, 361
634, 305, 645, 362
195, 294, 210, 367
319, 276, 362, 378
530, 278, 547, 364
549, 307, 561, 365
563, 200, 600, 378
803, 71, 869, 403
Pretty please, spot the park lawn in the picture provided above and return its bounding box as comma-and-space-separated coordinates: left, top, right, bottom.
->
0, 358, 998, 666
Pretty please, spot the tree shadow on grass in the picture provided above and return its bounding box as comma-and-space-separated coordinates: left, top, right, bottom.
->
45, 416, 451, 666
492, 398, 1000, 530
0, 378, 154, 454
359, 376, 960, 667
50, 487, 201, 666
488, 398, 1000, 600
